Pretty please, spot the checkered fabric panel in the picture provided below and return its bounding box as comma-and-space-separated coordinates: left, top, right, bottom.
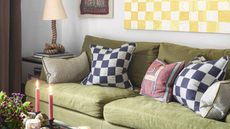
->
124, 0, 230, 33
187, 55, 207, 66
82, 43, 136, 89
173, 56, 229, 112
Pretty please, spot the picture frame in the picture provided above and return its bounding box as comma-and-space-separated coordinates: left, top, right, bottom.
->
124, 0, 230, 34
79, 0, 114, 18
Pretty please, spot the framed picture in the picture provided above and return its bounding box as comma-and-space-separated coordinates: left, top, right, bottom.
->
80, 0, 113, 18
124, 0, 230, 34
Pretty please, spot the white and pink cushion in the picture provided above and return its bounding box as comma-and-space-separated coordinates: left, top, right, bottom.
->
140, 59, 185, 102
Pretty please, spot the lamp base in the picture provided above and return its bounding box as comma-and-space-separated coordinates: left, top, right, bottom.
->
43, 43, 65, 55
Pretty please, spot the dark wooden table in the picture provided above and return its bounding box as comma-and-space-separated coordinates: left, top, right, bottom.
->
22, 56, 42, 64
21, 56, 42, 94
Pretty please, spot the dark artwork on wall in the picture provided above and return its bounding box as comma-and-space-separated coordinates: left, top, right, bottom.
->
80, 0, 109, 15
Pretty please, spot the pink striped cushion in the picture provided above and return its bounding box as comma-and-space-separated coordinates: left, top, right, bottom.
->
140, 59, 185, 102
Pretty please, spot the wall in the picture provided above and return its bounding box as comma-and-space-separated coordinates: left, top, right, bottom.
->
21, 0, 62, 57
21, 0, 62, 83
21, 0, 230, 83
72, 0, 230, 51
22, 0, 230, 56
61, 0, 90, 54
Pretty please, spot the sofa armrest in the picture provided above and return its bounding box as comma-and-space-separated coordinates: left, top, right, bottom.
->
39, 67, 47, 81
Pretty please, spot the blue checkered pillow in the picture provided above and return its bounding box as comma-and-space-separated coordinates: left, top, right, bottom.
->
173, 56, 229, 112
81, 43, 136, 89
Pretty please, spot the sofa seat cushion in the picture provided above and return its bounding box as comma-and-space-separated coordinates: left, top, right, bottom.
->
25, 80, 136, 118
104, 96, 230, 129
226, 112, 230, 123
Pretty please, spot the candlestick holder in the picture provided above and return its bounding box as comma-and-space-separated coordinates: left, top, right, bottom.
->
48, 118, 54, 129
35, 111, 41, 115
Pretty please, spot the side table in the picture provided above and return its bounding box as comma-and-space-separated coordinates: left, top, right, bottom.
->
21, 55, 76, 93
22, 56, 43, 93
22, 56, 42, 64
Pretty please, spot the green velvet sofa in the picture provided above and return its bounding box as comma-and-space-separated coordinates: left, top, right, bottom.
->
25, 35, 230, 129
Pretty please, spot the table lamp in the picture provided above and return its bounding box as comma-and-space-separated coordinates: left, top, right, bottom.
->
42, 0, 67, 54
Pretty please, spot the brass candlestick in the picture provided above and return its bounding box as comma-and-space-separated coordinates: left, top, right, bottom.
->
48, 118, 54, 129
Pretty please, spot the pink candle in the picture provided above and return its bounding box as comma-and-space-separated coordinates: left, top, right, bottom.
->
48, 85, 53, 120
35, 80, 40, 113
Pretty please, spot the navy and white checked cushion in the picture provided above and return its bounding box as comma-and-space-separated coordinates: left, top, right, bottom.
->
81, 43, 136, 89
173, 56, 229, 112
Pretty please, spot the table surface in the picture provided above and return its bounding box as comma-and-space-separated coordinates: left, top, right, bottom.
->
22, 56, 77, 65
46, 120, 78, 129
22, 56, 42, 64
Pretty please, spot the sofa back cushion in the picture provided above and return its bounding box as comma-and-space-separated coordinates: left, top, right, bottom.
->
158, 43, 230, 79
81, 35, 160, 87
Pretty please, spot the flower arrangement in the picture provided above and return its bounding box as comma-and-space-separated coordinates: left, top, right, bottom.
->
0, 92, 33, 129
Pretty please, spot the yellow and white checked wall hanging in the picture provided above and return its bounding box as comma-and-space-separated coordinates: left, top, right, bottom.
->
124, 0, 230, 33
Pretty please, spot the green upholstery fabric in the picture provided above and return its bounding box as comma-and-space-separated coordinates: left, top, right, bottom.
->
27, 97, 129, 129
104, 96, 230, 129
25, 80, 136, 118
158, 43, 230, 79
27, 36, 230, 129
81, 35, 160, 87
226, 112, 230, 123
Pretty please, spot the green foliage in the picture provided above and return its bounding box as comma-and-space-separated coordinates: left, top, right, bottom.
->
0, 92, 33, 129
0, 91, 7, 103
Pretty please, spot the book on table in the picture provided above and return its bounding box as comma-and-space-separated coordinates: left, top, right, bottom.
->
33, 52, 75, 59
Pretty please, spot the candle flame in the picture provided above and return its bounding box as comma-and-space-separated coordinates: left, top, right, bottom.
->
48, 85, 53, 94
36, 80, 39, 89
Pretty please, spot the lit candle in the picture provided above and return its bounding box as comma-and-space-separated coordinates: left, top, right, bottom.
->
48, 85, 53, 120
35, 80, 40, 113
